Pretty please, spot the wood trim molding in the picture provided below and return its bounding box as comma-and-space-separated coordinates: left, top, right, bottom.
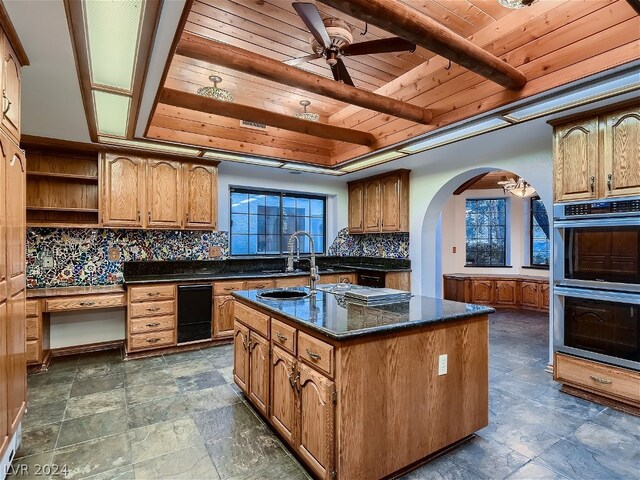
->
51, 340, 124, 358
316, 0, 527, 90
176, 32, 433, 125
547, 98, 640, 126
160, 88, 377, 146
346, 168, 411, 184
0, 1, 29, 66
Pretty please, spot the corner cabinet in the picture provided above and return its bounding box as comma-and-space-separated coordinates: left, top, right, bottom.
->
552, 104, 640, 202
348, 169, 410, 234
101, 155, 218, 230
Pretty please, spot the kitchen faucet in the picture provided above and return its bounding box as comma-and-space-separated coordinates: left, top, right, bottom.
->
287, 231, 320, 292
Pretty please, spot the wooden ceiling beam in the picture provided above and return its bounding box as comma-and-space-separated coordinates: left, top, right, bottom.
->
159, 88, 376, 147
453, 173, 489, 195
176, 32, 433, 125
316, 0, 527, 90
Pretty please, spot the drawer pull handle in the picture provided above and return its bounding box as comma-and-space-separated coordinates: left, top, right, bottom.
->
306, 349, 322, 361
79, 301, 95, 307
146, 307, 161, 312
145, 322, 160, 327
146, 338, 161, 344
589, 375, 612, 385
3, 89, 11, 116
147, 292, 160, 297
607, 173, 612, 192
242, 337, 250, 350
275, 332, 288, 342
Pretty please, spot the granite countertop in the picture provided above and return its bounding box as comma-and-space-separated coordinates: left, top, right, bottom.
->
333, 264, 411, 273
26, 285, 126, 299
233, 288, 494, 340
443, 273, 549, 281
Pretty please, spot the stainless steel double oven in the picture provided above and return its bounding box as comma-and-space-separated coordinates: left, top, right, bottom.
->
553, 196, 639, 370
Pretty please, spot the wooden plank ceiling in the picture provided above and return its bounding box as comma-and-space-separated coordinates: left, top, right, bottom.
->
146, 0, 639, 166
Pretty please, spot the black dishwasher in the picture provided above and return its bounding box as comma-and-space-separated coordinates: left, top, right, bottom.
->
177, 285, 212, 343
357, 270, 386, 288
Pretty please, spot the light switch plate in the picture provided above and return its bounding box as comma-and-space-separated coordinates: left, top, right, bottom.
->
438, 354, 448, 376
209, 246, 222, 258
108, 247, 121, 261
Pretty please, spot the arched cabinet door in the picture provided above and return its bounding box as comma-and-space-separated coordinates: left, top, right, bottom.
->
248, 332, 269, 416
553, 118, 598, 202
101, 153, 145, 227
213, 296, 234, 339
6, 148, 25, 287
270, 346, 297, 446
2, 42, 21, 142
0, 137, 7, 302
603, 107, 640, 198
184, 163, 217, 230
233, 322, 249, 394
296, 363, 335, 480
146, 159, 181, 228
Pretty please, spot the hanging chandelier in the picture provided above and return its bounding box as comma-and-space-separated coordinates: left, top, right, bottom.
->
497, 0, 535, 9
197, 75, 234, 102
293, 100, 319, 122
498, 176, 536, 197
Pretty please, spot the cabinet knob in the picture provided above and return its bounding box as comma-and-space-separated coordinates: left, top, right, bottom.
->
186, 212, 190, 223
590, 176, 595, 193
607, 173, 612, 192
137, 210, 141, 222
148, 211, 151, 223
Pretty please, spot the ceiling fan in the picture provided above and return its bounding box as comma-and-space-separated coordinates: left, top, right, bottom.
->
498, 176, 536, 197
285, 2, 416, 87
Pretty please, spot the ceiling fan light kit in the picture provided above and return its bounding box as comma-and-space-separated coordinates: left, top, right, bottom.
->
197, 75, 234, 102
497, 0, 536, 9
293, 100, 320, 122
499, 177, 537, 197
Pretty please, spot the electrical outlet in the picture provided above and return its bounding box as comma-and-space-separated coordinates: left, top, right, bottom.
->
378, 245, 385, 257
438, 354, 448, 376
209, 246, 222, 258
43, 256, 54, 268
108, 247, 121, 261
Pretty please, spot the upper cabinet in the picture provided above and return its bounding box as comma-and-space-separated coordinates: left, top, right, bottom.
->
553, 104, 640, 202
1, 38, 20, 143
102, 154, 145, 228
101, 154, 218, 230
348, 169, 410, 234
184, 163, 217, 230
602, 107, 640, 198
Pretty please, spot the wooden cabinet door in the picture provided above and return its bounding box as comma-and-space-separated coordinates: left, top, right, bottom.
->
233, 321, 249, 394
539, 283, 550, 311
363, 179, 381, 233
553, 118, 599, 202
520, 282, 539, 308
213, 295, 234, 339
6, 288, 25, 433
495, 280, 517, 305
348, 182, 364, 233
146, 159, 181, 228
471, 280, 493, 304
296, 363, 335, 480
0, 138, 6, 303
184, 164, 217, 230
0, 300, 8, 455
2, 39, 21, 142
102, 154, 145, 227
271, 346, 297, 446
6, 148, 25, 285
381, 173, 401, 232
602, 107, 640, 198
249, 332, 270, 416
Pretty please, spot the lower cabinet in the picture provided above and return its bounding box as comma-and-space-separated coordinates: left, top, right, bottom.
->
495, 281, 517, 305
213, 295, 235, 339
248, 332, 269, 415
127, 284, 176, 353
520, 282, 539, 309
233, 322, 249, 392
271, 346, 297, 445
471, 280, 493, 304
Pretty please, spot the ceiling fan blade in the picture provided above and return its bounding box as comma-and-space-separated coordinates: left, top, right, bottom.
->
342, 37, 416, 56
283, 53, 322, 66
332, 58, 355, 87
292, 2, 331, 50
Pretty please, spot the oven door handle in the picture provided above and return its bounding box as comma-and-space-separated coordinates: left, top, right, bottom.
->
554, 217, 640, 228
554, 286, 640, 305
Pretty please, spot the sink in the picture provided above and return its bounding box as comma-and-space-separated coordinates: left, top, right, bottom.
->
257, 289, 310, 300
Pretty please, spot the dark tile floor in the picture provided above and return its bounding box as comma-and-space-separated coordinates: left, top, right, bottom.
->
12, 310, 640, 479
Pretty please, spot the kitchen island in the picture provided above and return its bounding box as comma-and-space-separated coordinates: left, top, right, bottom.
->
232, 287, 494, 480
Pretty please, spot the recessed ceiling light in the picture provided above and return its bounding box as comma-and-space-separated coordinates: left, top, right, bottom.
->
339, 150, 406, 173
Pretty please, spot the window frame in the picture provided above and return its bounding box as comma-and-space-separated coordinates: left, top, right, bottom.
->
464, 197, 508, 268
529, 196, 550, 269
229, 187, 327, 256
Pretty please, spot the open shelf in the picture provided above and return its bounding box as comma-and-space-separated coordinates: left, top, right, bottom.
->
26, 171, 99, 183
26, 206, 99, 213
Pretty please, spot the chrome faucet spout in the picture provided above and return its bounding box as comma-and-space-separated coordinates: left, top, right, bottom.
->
286, 231, 320, 292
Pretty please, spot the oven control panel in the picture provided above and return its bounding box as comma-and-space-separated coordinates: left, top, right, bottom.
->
563, 198, 640, 217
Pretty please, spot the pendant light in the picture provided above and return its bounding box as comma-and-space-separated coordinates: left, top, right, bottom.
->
293, 100, 319, 122
197, 75, 234, 102
497, 0, 536, 9
499, 176, 536, 197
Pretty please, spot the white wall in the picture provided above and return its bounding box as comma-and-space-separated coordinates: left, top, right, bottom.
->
440, 188, 549, 277
50, 309, 126, 349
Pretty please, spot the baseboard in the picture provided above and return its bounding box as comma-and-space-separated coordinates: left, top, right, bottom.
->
561, 385, 640, 417
51, 340, 124, 357
27, 350, 53, 374
125, 338, 231, 361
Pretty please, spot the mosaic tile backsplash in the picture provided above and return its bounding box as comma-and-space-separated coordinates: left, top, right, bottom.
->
327, 228, 409, 259
26, 228, 229, 288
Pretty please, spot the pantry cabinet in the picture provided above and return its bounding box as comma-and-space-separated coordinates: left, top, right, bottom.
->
348, 169, 410, 234
552, 103, 640, 202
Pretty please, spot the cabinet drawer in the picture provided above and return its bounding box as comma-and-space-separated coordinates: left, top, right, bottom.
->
130, 315, 175, 334
555, 353, 640, 406
245, 279, 276, 290
214, 281, 246, 296
234, 301, 269, 339
130, 300, 175, 319
26, 300, 40, 317
298, 332, 334, 378
26, 340, 40, 364
130, 285, 175, 303
45, 294, 125, 312
271, 318, 296, 355
26, 317, 39, 340
129, 329, 176, 351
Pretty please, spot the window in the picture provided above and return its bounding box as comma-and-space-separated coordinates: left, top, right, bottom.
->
230, 188, 325, 256
465, 198, 507, 267
530, 197, 550, 267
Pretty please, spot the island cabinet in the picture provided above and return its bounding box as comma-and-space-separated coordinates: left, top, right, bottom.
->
101, 154, 218, 230
551, 103, 640, 202
233, 297, 489, 480
347, 169, 410, 234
